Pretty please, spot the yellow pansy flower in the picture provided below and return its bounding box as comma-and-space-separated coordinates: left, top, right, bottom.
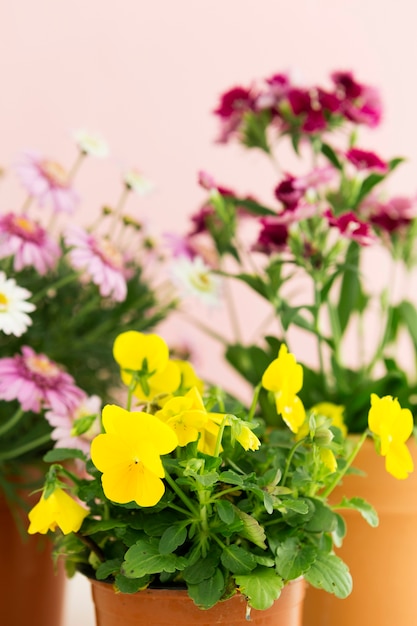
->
28, 488, 88, 535
320, 448, 338, 473
155, 387, 209, 446
113, 331, 181, 401
261, 344, 306, 433
91, 404, 178, 507
368, 394, 414, 480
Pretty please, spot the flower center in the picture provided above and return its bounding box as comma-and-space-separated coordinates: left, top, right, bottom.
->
13, 215, 37, 234
94, 237, 124, 270
26, 354, 60, 379
189, 271, 213, 293
40, 160, 69, 187
0, 292, 8, 311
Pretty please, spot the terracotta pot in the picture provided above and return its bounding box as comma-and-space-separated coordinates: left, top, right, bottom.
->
90, 577, 306, 626
0, 475, 66, 626
302, 437, 417, 626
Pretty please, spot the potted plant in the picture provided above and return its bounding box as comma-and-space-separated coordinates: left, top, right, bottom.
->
0, 133, 174, 626
28, 329, 413, 626
164, 68, 417, 625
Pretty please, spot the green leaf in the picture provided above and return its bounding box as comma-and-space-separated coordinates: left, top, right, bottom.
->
275, 537, 317, 579
241, 110, 272, 154
96, 558, 123, 580
158, 524, 188, 555
234, 508, 267, 549
354, 172, 386, 207
216, 499, 236, 524
81, 519, 128, 534
304, 553, 352, 598
235, 567, 284, 610
337, 496, 379, 527
304, 498, 338, 533
336, 241, 361, 334
221, 545, 257, 574
321, 143, 342, 170
398, 300, 417, 352
187, 569, 225, 609
115, 573, 151, 594
122, 538, 187, 578
182, 550, 221, 585
43, 447, 86, 462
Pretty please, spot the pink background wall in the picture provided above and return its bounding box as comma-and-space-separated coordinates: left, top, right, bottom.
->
1, 2, 415, 622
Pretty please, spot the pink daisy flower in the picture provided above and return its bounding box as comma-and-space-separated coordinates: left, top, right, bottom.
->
15, 150, 79, 214
0, 212, 61, 274
0, 346, 85, 414
64, 225, 127, 301
45, 394, 102, 456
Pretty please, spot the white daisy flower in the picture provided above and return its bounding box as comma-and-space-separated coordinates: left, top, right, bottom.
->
0, 272, 36, 336
73, 129, 109, 158
170, 255, 222, 307
124, 169, 154, 195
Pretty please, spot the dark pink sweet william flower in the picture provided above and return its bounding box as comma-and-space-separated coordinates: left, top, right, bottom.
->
213, 85, 256, 143
287, 87, 340, 132
253, 217, 289, 254
331, 71, 382, 128
255, 72, 291, 111
0, 212, 61, 274
364, 196, 417, 233
346, 148, 388, 173
274, 175, 305, 210
214, 86, 255, 119
15, 151, 79, 214
325, 209, 375, 246
0, 346, 85, 414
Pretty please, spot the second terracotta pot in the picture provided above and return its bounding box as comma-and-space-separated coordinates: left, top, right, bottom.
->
302, 437, 417, 626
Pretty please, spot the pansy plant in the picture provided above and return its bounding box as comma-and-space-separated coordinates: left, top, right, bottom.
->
29, 332, 413, 612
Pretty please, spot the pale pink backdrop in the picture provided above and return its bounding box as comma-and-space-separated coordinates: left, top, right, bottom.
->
1, 1, 416, 623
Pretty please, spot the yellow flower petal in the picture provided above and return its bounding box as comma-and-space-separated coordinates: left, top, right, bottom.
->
28, 489, 88, 535
312, 402, 347, 437
113, 331, 169, 373
91, 404, 178, 506
174, 360, 205, 395
236, 425, 261, 451
278, 395, 306, 434
320, 448, 338, 473
385, 442, 414, 480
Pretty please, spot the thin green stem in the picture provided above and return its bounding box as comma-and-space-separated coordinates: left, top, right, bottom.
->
31, 271, 80, 304
321, 431, 368, 499
247, 383, 261, 423
281, 439, 307, 487
163, 468, 199, 516
0, 407, 25, 437
213, 416, 228, 458
0, 433, 51, 461
68, 152, 86, 182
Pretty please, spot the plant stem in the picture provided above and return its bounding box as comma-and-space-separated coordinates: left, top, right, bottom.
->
247, 384, 261, 423
321, 431, 368, 499
163, 468, 199, 516
281, 439, 307, 487
74, 531, 105, 562
0, 433, 51, 461
0, 407, 25, 437
31, 271, 80, 303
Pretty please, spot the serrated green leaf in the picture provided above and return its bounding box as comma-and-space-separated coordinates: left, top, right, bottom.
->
158, 524, 187, 555
216, 499, 236, 524
122, 539, 187, 578
275, 537, 317, 579
182, 550, 221, 584
304, 553, 352, 598
221, 545, 257, 574
235, 567, 284, 610
337, 496, 379, 527
187, 569, 225, 609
